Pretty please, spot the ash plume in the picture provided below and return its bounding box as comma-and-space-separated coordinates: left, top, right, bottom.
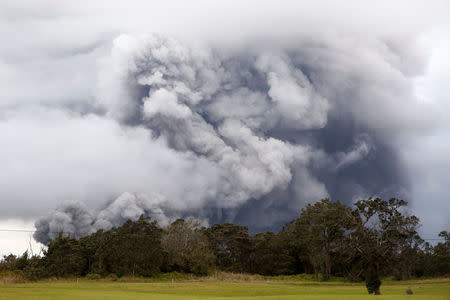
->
34, 32, 428, 243
34, 202, 94, 245
34, 192, 170, 244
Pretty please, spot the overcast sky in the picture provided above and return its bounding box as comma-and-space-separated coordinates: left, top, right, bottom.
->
1, 0, 449, 255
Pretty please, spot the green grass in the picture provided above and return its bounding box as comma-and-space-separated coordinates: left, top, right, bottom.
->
0, 277, 448, 300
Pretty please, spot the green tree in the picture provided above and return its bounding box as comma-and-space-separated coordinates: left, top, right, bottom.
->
293, 199, 351, 280
79, 229, 110, 275
45, 234, 87, 277
393, 234, 424, 280
205, 223, 252, 272
428, 231, 450, 276
92, 216, 163, 277
347, 197, 421, 295
23, 255, 47, 280
162, 218, 215, 275
252, 231, 294, 275
0, 253, 22, 271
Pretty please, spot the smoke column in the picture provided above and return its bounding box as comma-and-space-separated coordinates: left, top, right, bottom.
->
34, 33, 428, 243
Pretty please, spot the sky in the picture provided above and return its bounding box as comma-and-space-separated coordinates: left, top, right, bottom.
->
0, 0, 449, 255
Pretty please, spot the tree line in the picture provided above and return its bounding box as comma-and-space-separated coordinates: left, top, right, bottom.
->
1, 198, 449, 294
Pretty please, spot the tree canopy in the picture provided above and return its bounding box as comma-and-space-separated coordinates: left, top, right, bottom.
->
1, 197, 448, 295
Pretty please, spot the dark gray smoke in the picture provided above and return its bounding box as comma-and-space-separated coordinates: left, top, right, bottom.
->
34, 202, 94, 245
34, 192, 170, 244
34, 33, 428, 243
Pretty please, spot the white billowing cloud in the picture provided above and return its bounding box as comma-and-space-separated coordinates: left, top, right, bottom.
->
94, 192, 170, 230
256, 54, 329, 129
32, 33, 342, 243
217, 119, 295, 196
143, 89, 192, 119
96, 34, 335, 208
0, 107, 223, 216
15, 27, 450, 244
0, 0, 448, 246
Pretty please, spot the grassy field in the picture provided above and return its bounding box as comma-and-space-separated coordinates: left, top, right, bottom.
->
0, 277, 448, 300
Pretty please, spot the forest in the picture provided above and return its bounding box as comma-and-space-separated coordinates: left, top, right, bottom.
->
1, 197, 449, 295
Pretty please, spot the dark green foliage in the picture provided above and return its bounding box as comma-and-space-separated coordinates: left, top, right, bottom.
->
45, 235, 87, 277
85, 273, 101, 280
292, 199, 350, 280
0, 198, 448, 282
85, 216, 163, 277
22, 255, 47, 280
0, 251, 46, 280
252, 232, 294, 275
346, 198, 423, 294
365, 265, 381, 294
205, 223, 252, 273
162, 218, 215, 275
425, 231, 450, 276
0, 253, 25, 271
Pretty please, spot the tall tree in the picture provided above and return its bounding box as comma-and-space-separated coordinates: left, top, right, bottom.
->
205, 223, 252, 273
162, 218, 215, 275
252, 231, 294, 275
86, 216, 163, 276
428, 231, 450, 276
45, 234, 87, 277
347, 197, 421, 295
293, 199, 351, 280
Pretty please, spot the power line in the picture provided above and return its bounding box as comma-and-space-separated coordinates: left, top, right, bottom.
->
0, 229, 35, 232
0, 228, 446, 241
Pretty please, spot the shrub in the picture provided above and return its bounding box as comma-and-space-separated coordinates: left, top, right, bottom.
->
85, 273, 101, 280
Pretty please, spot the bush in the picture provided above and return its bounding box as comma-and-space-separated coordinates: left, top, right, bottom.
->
0, 271, 26, 284
85, 273, 101, 280
366, 277, 381, 295
105, 273, 119, 281
23, 256, 46, 281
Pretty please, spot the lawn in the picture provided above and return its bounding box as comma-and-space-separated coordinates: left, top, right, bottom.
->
0, 278, 448, 299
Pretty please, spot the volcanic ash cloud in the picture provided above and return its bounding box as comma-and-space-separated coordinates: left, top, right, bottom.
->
34, 33, 427, 243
